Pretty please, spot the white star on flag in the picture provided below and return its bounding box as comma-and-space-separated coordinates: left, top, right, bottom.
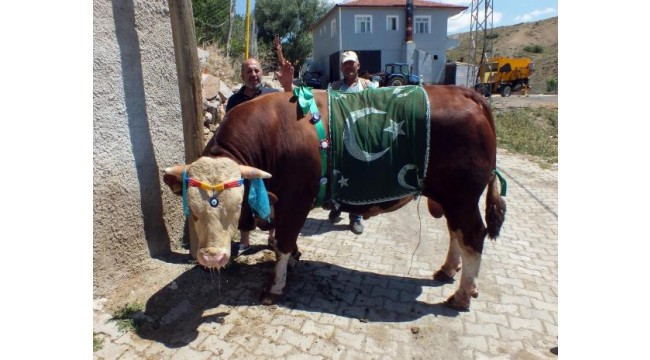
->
338, 176, 349, 187
383, 120, 405, 137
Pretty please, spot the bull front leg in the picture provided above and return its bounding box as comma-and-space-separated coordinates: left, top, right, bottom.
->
260, 252, 290, 305
260, 247, 301, 305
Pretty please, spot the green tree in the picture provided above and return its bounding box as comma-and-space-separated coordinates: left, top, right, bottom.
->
254, 0, 330, 75
228, 14, 246, 58
192, 0, 247, 58
192, 0, 231, 44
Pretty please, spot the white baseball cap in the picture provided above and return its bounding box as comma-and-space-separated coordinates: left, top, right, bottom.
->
341, 51, 358, 64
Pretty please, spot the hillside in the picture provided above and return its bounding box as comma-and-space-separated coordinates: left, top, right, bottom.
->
447, 16, 558, 94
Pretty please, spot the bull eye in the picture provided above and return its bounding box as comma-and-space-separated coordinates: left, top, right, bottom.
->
209, 195, 219, 208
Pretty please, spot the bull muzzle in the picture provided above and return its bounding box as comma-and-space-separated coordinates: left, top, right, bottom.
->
197, 247, 231, 269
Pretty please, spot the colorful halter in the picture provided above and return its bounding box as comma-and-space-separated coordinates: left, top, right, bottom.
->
182, 168, 244, 216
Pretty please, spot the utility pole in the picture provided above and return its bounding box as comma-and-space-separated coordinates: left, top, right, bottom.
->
245, 0, 251, 59
168, 0, 203, 259
467, 0, 494, 87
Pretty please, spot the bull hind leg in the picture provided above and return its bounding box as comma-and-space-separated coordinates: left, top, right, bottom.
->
439, 206, 487, 311
433, 227, 462, 283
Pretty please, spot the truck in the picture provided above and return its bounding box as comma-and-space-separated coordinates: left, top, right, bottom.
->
372, 63, 422, 87
475, 57, 534, 97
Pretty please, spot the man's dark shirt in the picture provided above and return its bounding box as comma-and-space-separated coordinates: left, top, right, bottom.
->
226, 86, 279, 112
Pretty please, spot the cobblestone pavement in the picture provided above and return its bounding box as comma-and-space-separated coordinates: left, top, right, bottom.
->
94, 148, 558, 359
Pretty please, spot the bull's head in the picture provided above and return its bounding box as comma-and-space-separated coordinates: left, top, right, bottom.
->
163, 156, 271, 269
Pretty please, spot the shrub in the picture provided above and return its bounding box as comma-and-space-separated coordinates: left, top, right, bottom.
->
523, 45, 543, 53
546, 77, 558, 93
110, 302, 145, 333
93, 333, 104, 352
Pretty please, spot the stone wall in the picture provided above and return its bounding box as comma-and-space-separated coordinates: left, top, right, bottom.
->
93, 0, 185, 296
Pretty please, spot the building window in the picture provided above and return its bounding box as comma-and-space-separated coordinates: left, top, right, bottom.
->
331, 19, 337, 37
414, 16, 430, 34
355, 15, 372, 34
387, 15, 399, 31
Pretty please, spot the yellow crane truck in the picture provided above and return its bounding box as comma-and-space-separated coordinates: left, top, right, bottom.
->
475, 57, 534, 97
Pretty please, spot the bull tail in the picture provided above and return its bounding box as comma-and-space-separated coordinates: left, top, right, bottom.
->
485, 173, 506, 239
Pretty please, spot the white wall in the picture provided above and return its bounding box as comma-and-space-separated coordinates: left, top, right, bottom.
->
93, 0, 186, 296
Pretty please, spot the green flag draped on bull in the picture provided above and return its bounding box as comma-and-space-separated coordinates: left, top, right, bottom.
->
328, 85, 430, 206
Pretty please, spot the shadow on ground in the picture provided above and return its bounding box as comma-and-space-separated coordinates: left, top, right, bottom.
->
136, 257, 460, 347
300, 216, 354, 236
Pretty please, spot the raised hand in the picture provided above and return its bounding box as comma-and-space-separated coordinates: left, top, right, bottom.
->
273, 34, 285, 65
273, 34, 293, 92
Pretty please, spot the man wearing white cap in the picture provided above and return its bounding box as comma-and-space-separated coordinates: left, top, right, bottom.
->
330, 50, 378, 93
328, 51, 378, 235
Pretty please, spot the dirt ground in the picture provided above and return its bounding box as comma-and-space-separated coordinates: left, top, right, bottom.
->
489, 93, 558, 110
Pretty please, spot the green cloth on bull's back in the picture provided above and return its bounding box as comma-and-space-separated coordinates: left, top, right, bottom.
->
327, 85, 430, 205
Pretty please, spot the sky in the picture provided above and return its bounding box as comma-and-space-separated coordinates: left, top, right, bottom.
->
235, 0, 558, 34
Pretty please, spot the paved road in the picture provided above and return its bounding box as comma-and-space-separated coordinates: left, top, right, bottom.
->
93, 148, 558, 359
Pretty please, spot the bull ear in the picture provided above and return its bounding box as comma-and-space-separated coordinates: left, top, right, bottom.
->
163, 164, 188, 179
239, 165, 272, 179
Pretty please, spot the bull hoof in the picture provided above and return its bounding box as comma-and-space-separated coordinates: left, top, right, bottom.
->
260, 291, 282, 305
433, 270, 455, 283
289, 251, 302, 267
472, 291, 479, 299
443, 295, 470, 311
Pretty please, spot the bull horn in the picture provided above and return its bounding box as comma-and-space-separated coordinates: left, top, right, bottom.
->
163, 164, 188, 178
239, 165, 272, 179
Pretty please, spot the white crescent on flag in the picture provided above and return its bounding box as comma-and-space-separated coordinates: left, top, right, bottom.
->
343, 107, 403, 162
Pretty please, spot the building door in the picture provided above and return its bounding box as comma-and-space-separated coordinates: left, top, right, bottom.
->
356, 50, 381, 77
329, 52, 340, 83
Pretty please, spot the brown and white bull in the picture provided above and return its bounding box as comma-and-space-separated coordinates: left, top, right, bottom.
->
163, 85, 506, 310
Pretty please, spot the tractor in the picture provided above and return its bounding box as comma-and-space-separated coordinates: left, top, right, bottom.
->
373, 63, 422, 87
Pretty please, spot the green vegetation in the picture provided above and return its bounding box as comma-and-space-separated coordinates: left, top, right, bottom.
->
494, 107, 558, 164
110, 302, 145, 333
192, 0, 330, 76
546, 77, 558, 93
93, 333, 104, 352
523, 44, 544, 53
254, 0, 329, 75
192, 0, 246, 57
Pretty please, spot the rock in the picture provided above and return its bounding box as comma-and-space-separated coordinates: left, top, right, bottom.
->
218, 81, 234, 103
204, 112, 213, 127
197, 48, 209, 66
201, 73, 221, 101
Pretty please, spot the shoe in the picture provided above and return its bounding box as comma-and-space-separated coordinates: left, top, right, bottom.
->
237, 243, 252, 256
350, 219, 364, 235
328, 209, 342, 223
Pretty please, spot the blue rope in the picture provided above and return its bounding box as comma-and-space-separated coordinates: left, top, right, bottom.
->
182, 168, 190, 217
